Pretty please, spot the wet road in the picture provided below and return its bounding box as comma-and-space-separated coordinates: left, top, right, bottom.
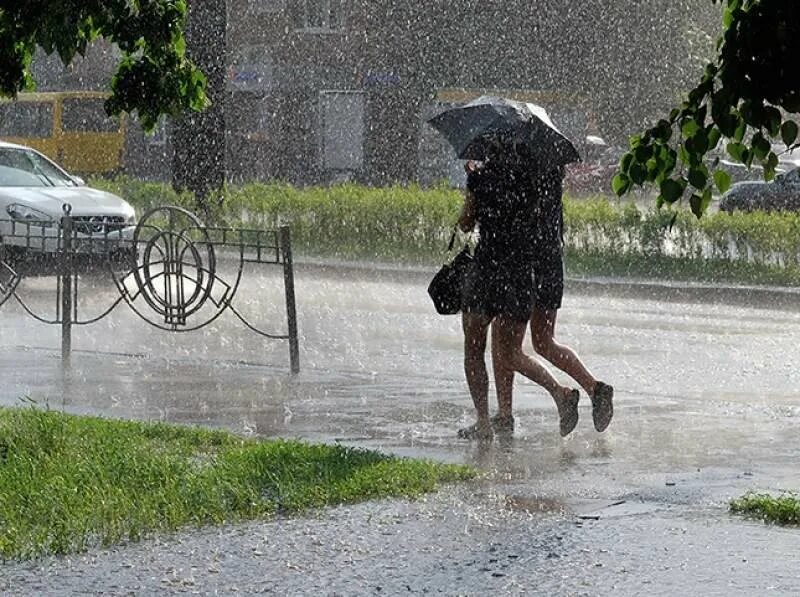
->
1, 262, 800, 595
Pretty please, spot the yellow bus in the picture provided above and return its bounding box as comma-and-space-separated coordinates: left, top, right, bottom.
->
0, 91, 125, 175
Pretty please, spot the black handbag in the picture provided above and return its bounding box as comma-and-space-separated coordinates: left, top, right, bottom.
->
427, 229, 473, 315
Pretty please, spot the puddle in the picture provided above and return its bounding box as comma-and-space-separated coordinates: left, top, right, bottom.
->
504, 495, 664, 521
504, 495, 569, 514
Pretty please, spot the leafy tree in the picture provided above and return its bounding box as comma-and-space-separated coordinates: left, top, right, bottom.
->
0, 0, 207, 130
614, 0, 799, 217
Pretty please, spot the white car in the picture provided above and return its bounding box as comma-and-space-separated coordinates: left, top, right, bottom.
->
0, 141, 136, 270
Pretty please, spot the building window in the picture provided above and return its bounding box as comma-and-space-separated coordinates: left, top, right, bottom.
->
301, 0, 342, 31
227, 45, 274, 92
0, 101, 53, 138
320, 90, 364, 171
62, 98, 120, 133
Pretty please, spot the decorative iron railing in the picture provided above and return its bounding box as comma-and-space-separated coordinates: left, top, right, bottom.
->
0, 204, 299, 373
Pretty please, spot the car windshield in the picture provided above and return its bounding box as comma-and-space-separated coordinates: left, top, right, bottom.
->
0, 147, 76, 187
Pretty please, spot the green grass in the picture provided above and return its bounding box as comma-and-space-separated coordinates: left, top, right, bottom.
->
730, 492, 800, 526
0, 406, 475, 561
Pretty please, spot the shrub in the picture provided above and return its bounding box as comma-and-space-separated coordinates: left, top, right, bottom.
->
90, 178, 800, 285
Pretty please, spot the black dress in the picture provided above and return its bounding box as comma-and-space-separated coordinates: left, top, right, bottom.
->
531, 168, 566, 311
461, 161, 539, 322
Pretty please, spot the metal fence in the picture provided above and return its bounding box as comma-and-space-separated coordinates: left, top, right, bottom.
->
0, 204, 299, 373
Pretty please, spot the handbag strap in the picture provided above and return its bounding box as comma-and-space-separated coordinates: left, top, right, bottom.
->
447, 225, 458, 252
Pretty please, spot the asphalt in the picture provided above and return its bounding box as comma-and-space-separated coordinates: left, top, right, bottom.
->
1, 261, 800, 595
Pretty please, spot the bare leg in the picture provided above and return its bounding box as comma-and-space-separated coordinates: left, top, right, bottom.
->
494, 316, 566, 397
491, 322, 514, 419
531, 307, 614, 432
494, 315, 580, 436
530, 307, 597, 396
460, 312, 493, 438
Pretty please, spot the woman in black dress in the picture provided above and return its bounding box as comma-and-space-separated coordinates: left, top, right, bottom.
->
457, 145, 579, 440
525, 167, 614, 433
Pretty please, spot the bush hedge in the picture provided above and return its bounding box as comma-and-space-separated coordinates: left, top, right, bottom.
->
91, 177, 800, 286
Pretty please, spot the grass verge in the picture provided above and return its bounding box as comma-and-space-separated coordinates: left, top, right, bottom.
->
566, 251, 800, 287
730, 492, 800, 526
0, 406, 475, 561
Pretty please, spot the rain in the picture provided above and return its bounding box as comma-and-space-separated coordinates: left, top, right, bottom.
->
2, 1, 800, 594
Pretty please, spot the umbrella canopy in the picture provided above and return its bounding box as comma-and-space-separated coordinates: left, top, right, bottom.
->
427, 95, 580, 167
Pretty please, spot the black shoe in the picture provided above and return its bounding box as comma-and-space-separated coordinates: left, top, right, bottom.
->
558, 389, 580, 437
592, 382, 614, 432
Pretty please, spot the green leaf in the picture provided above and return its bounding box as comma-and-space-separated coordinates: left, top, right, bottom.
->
690, 129, 709, 155
690, 194, 704, 218
634, 144, 653, 163
727, 141, 746, 163
751, 132, 771, 160
764, 107, 782, 137
654, 120, 672, 143
707, 126, 722, 151
629, 163, 647, 185
717, 113, 739, 138
681, 119, 700, 139
660, 178, 684, 203
740, 100, 763, 128
734, 117, 747, 142
764, 152, 779, 181
744, 147, 753, 168
619, 153, 634, 173
612, 173, 631, 196
703, 188, 713, 212
646, 157, 658, 176
678, 145, 690, 165
714, 170, 732, 194
688, 167, 708, 190
689, 189, 712, 218
781, 121, 799, 147
722, 7, 734, 27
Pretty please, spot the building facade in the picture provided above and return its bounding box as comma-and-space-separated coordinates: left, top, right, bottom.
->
26, 1, 719, 186
224, 0, 718, 186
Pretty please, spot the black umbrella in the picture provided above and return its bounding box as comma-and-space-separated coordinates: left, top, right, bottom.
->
427, 95, 580, 167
